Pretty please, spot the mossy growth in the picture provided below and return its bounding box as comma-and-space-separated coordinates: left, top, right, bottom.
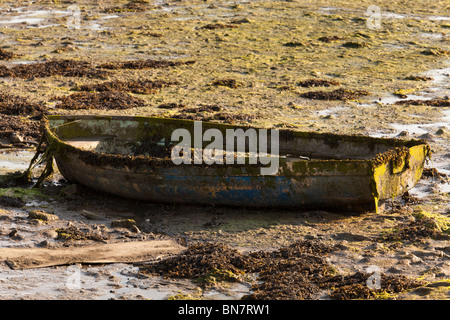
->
412, 210, 450, 236
0, 187, 48, 202
195, 268, 243, 286
380, 210, 450, 242
167, 292, 203, 300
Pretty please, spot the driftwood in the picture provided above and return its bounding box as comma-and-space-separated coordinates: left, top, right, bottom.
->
0, 240, 185, 270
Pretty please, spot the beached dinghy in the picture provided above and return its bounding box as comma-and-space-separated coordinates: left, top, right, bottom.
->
42, 115, 430, 212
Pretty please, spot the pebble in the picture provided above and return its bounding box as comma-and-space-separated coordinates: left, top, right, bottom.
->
81, 210, 104, 220
435, 127, 445, 135
410, 287, 434, 296
8, 228, 24, 240
111, 219, 137, 231
397, 131, 409, 137
27, 210, 59, 222
409, 254, 423, 264
42, 229, 59, 239
61, 184, 81, 196
9, 133, 24, 143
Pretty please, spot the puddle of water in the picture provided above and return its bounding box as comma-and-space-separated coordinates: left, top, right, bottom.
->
0, 17, 45, 25
316, 106, 349, 117
423, 65, 450, 86
0, 263, 205, 300
382, 12, 406, 19
377, 94, 430, 105
317, 7, 341, 14
8, 60, 39, 65
428, 15, 450, 21
419, 32, 446, 40
382, 43, 406, 50
0, 150, 35, 174
0, 7, 117, 31
101, 15, 120, 20
370, 115, 449, 138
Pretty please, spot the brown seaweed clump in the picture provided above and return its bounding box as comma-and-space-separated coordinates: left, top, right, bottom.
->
380, 211, 450, 242
370, 146, 411, 168
342, 41, 370, 48
56, 226, 108, 242
421, 168, 448, 181
0, 93, 46, 116
300, 88, 371, 100
0, 48, 16, 60
170, 105, 222, 121
157, 103, 187, 109
53, 91, 146, 110
0, 59, 109, 79
0, 114, 41, 141
200, 23, 239, 30
394, 98, 450, 107
97, 59, 195, 70
322, 272, 424, 300
103, 0, 153, 13
77, 79, 178, 94
170, 105, 254, 123
0, 93, 44, 143
318, 35, 346, 43
139, 241, 423, 300
298, 79, 341, 88
404, 75, 433, 81
420, 48, 449, 56
211, 79, 240, 88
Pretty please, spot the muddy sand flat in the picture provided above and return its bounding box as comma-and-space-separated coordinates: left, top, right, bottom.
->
0, 0, 449, 301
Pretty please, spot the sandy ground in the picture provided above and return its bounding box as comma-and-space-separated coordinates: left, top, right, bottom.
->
0, 0, 449, 300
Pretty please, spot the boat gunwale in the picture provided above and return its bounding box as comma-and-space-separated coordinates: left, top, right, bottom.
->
43, 114, 430, 172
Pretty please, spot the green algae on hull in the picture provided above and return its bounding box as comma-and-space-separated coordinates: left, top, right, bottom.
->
37, 114, 430, 212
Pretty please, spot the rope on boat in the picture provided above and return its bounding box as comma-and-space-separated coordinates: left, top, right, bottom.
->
5, 131, 57, 188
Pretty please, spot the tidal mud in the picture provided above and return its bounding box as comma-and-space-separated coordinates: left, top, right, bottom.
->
0, 0, 449, 301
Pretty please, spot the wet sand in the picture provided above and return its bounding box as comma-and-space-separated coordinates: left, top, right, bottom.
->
0, 0, 449, 300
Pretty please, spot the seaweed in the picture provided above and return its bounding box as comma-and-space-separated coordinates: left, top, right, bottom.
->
370, 147, 411, 168
52, 91, 146, 110
0, 59, 109, 79
0, 93, 46, 116
283, 41, 304, 47
200, 23, 239, 30
0, 48, 16, 61
380, 211, 450, 242
97, 59, 195, 70
420, 48, 448, 56
157, 103, 187, 109
404, 75, 433, 81
139, 240, 423, 299
321, 272, 424, 300
211, 79, 240, 88
299, 88, 371, 100
56, 225, 108, 242
421, 168, 448, 181
103, 0, 153, 13
342, 41, 370, 48
394, 98, 450, 107
298, 79, 341, 88
318, 36, 346, 43
0, 114, 41, 141
76, 79, 178, 95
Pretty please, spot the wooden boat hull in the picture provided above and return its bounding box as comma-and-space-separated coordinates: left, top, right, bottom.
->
44, 115, 430, 212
